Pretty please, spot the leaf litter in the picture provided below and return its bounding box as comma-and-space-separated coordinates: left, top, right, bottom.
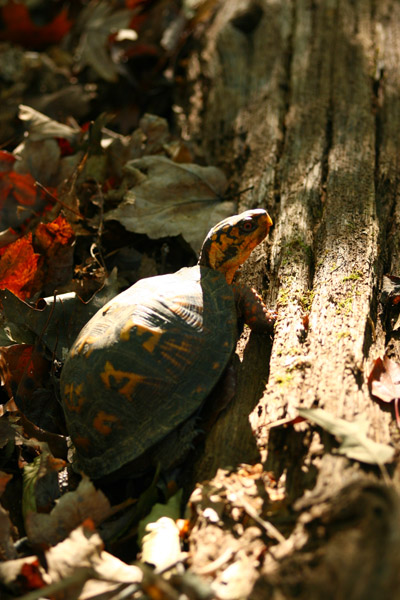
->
1, 1, 396, 598
0, 1, 245, 596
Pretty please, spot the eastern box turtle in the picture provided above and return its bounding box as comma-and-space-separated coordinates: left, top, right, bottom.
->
60, 209, 274, 479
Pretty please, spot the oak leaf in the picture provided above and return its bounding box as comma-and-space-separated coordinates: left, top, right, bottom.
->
105, 155, 233, 252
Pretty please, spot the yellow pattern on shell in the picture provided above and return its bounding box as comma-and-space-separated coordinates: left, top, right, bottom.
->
63, 382, 85, 413
100, 360, 146, 399
93, 411, 119, 435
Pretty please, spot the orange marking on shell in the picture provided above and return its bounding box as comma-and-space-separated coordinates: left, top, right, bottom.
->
100, 360, 146, 398
93, 410, 119, 435
71, 335, 97, 358
212, 362, 220, 370
136, 324, 163, 353
63, 382, 85, 413
119, 319, 135, 341
73, 436, 91, 452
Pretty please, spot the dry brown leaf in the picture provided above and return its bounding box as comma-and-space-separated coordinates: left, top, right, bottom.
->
368, 355, 400, 426
105, 155, 234, 252
18, 105, 79, 142
0, 522, 142, 599
25, 475, 113, 547
74, 2, 134, 82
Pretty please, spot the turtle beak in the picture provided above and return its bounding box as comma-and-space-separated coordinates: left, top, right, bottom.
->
258, 211, 273, 241
264, 212, 273, 233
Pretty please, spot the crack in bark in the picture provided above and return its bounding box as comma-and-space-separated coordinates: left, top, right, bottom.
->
273, 0, 296, 207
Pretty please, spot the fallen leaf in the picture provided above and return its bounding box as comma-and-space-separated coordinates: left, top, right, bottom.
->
0, 229, 19, 250
0, 556, 47, 596
35, 215, 75, 252
13, 138, 61, 186
19, 559, 47, 591
0, 268, 119, 360
25, 475, 114, 547
0, 3, 72, 48
0, 234, 42, 300
382, 275, 400, 306
35, 215, 75, 295
18, 105, 79, 142
23, 451, 65, 525
0, 150, 16, 170
0, 345, 56, 432
105, 155, 234, 252
0, 167, 56, 230
298, 407, 395, 465
141, 517, 182, 572
138, 489, 182, 545
74, 2, 134, 82
368, 355, 400, 427
0, 523, 143, 598
0, 171, 39, 229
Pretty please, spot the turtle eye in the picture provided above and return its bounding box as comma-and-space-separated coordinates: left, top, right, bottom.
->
240, 219, 256, 233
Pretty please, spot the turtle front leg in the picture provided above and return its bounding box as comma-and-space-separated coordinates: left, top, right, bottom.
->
233, 283, 276, 332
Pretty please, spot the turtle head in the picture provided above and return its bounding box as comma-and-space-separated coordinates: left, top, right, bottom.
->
198, 209, 273, 284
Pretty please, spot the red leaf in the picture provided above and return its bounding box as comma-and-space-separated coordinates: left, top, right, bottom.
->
0, 172, 54, 230
56, 137, 75, 157
0, 2, 72, 49
6, 171, 37, 206
0, 229, 19, 250
35, 216, 75, 294
0, 150, 16, 172
125, 0, 150, 8
19, 558, 46, 591
0, 234, 42, 299
0, 344, 66, 438
35, 215, 75, 252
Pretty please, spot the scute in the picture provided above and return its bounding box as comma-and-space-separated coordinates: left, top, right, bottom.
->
60, 265, 237, 479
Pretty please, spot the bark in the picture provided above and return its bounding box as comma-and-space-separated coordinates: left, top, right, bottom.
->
177, 1, 400, 598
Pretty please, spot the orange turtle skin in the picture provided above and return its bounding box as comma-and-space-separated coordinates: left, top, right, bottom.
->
60, 209, 274, 479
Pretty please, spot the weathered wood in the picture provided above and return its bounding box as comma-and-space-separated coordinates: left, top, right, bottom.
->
179, 0, 400, 597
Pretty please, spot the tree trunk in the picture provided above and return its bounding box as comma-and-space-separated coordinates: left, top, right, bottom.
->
177, 1, 400, 598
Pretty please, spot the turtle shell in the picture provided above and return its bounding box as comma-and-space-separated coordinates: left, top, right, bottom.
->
60, 265, 237, 479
